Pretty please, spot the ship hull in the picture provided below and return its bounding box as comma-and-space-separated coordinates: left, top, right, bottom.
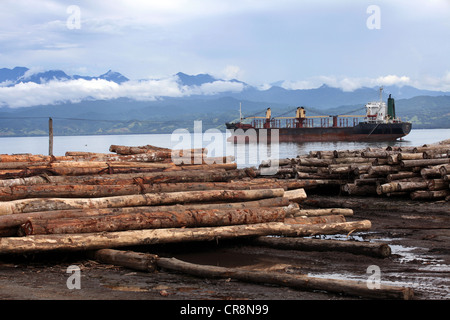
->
227, 122, 412, 143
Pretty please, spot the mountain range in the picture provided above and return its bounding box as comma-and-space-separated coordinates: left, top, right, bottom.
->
0, 66, 129, 85
0, 66, 449, 136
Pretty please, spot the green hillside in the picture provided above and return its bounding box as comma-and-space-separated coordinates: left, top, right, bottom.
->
0, 95, 448, 137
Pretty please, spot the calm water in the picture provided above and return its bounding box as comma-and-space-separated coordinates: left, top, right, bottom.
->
0, 128, 449, 168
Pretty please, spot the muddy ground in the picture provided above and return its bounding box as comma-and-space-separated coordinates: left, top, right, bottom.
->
0, 193, 448, 307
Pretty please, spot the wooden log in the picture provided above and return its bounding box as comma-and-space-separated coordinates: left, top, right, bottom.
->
8, 169, 249, 186
91, 249, 158, 272
387, 172, 420, 182
378, 180, 428, 194
316, 150, 335, 159
65, 151, 114, 157
259, 158, 293, 167
284, 215, 346, 225
355, 178, 386, 186
342, 184, 378, 195
377, 182, 400, 194
0, 220, 372, 254
361, 151, 393, 158
351, 164, 372, 175
0, 179, 303, 201
413, 145, 450, 153
401, 158, 450, 168
397, 153, 423, 161
439, 164, 450, 176
423, 149, 449, 159
283, 188, 307, 202
372, 158, 389, 165
332, 157, 372, 164
333, 150, 361, 158
0, 197, 291, 230
0, 175, 50, 188
294, 165, 319, 173
109, 144, 171, 155
155, 256, 413, 300
0, 154, 73, 163
387, 154, 399, 165
21, 207, 288, 235
396, 181, 428, 192
293, 208, 353, 217
0, 161, 50, 169
368, 165, 400, 175
420, 167, 442, 179
202, 156, 236, 164
386, 192, 409, 197
0, 188, 285, 215
410, 190, 450, 200
297, 158, 333, 167
328, 166, 353, 174
250, 236, 391, 258
427, 179, 448, 191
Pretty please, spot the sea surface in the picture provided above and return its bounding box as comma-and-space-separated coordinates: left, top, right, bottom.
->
0, 128, 449, 168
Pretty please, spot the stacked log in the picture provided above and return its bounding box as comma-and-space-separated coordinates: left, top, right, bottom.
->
0, 144, 376, 248
257, 139, 450, 201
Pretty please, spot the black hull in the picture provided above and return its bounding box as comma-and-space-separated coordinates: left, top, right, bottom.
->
226, 122, 412, 142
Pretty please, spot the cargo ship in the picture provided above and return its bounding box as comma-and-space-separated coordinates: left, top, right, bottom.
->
226, 88, 412, 143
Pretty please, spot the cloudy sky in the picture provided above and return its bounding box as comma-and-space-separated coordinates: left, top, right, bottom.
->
0, 0, 449, 107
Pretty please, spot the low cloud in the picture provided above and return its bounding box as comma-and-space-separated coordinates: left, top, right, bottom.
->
0, 76, 246, 108
281, 74, 412, 91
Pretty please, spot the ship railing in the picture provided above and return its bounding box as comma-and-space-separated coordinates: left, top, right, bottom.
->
251, 116, 364, 129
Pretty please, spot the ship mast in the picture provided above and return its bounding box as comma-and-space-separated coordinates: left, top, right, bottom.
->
239, 102, 243, 121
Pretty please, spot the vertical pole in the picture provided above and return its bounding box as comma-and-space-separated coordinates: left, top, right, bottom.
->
49, 117, 53, 156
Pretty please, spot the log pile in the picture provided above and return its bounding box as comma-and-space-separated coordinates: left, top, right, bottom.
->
0, 143, 415, 299
259, 139, 450, 201
0, 144, 371, 244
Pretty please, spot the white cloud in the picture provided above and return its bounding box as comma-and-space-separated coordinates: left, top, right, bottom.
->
281, 74, 412, 91
0, 77, 246, 108
221, 65, 242, 80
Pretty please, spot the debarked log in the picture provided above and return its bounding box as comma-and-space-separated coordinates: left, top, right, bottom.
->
20, 207, 288, 235
401, 158, 450, 168
387, 172, 420, 182
109, 144, 171, 155
91, 249, 158, 272
0, 180, 303, 201
292, 208, 353, 217
284, 215, 346, 225
0, 188, 285, 215
368, 165, 400, 175
397, 153, 423, 161
283, 188, 307, 202
155, 256, 413, 300
87, 248, 412, 299
377, 181, 428, 194
0, 220, 372, 254
250, 236, 391, 258
11, 169, 249, 186
0, 197, 290, 230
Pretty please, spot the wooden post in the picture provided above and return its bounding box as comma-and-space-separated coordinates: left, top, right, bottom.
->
48, 117, 53, 156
